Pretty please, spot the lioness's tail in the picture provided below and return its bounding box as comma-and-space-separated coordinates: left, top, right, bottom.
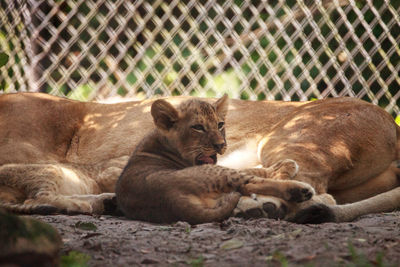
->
293, 187, 400, 223
0, 202, 59, 215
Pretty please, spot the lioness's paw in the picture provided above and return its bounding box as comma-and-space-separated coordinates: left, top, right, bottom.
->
32, 205, 59, 215
233, 195, 287, 219
64, 200, 93, 215
290, 203, 336, 224
85, 193, 116, 215
285, 181, 315, 203
102, 195, 123, 215
21, 200, 59, 214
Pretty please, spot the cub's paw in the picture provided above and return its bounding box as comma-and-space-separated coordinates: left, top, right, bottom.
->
284, 181, 315, 203
233, 195, 287, 220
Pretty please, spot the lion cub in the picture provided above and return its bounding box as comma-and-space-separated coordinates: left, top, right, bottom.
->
116, 95, 314, 224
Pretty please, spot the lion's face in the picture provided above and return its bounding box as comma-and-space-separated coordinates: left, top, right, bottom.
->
151, 95, 229, 166
176, 99, 227, 165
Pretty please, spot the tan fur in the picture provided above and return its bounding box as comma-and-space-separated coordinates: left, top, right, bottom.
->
0, 92, 399, 223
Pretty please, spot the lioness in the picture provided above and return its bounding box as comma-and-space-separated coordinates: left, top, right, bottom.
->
115, 95, 314, 224
0, 92, 399, 223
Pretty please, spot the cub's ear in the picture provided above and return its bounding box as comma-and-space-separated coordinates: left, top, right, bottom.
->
214, 93, 229, 118
151, 99, 180, 131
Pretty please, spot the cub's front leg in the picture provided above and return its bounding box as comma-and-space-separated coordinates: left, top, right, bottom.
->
142, 165, 313, 224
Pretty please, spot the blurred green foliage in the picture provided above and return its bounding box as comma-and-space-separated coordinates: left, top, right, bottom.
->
188, 255, 205, 267
61, 251, 91, 267
0, 52, 8, 67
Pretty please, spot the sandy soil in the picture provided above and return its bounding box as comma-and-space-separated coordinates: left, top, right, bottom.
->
31, 212, 400, 267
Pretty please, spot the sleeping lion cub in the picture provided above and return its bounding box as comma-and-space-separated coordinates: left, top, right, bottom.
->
115, 95, 314, 224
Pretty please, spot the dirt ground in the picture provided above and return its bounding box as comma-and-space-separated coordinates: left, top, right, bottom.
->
31, 211, 400, 267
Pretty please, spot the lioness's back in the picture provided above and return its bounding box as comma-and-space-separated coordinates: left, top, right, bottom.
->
0, 93, 87, 164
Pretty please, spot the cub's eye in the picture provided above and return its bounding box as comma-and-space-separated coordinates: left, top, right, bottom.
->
191, 124, 206, 132
218, 122, 225, 130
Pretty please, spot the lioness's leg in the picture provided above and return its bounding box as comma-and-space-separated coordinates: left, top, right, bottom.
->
0, 163, 110, 214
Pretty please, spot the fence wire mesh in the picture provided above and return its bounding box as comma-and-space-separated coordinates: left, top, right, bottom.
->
0, 0, 399, 115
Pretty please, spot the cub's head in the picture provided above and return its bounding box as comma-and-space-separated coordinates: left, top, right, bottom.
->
151, 95, 229, 166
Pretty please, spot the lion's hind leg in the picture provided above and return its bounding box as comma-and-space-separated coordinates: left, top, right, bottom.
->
0, 163, 104, 215
0, 184, 58, 214
174, 191, 242, 224
0, 185, 25, 204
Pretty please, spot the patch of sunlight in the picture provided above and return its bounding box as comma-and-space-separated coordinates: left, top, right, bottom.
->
395, 115, 400, 126
282, 114, 313, 130
67, 84, 94, 101
60, 167, 81, 185
218, 140, 259, 169
212, 70, 241, 98
329, 140, 351, 160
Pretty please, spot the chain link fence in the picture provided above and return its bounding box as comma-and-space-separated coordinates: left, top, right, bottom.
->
0, 0, 399, 115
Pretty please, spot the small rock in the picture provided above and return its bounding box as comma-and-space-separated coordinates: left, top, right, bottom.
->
0, 209, 62, 266
141, 258, 159, 264
220, 238, 244, 250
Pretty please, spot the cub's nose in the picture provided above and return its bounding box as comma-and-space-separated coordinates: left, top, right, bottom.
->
213, 143, 225, 153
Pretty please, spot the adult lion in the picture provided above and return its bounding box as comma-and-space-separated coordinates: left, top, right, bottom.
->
0, 92, 399, 223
